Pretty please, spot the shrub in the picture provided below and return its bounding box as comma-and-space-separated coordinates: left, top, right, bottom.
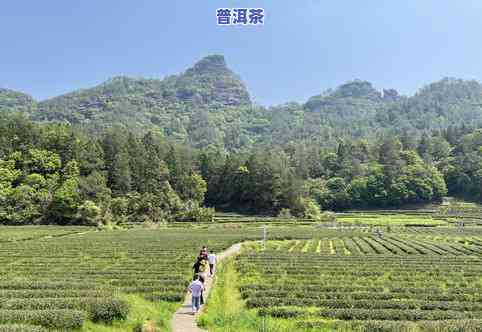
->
418, 319, 482, 332
35, 310, 85, 329
317, 308, 465, 321
278, 208, 293, 219
360, 320, 416, 332
89, 298, 129, 324
296, 320, 353, 330
320, 211, 337, 223
145, 293, 183, 302
258, 307, 307, 318
0, 325, 46, 332
76, 200, 101, 226
0, 310, 85, 329
179, 204, 215, 223
301, 198, 322, 220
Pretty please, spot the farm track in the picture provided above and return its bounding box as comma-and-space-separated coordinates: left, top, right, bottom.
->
171, 242, 243, 332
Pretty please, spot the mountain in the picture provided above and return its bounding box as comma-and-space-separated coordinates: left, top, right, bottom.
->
174, 54, 251, 106
33, 55, 251, 130
1, 54, 482, 152
0, 88, 36, 113
302, 80, 400, 136
381, 78, 482, 131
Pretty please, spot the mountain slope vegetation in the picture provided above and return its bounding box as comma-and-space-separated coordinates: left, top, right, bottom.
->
3, 56, 482, 152
1, 55, 482, 224
0, 88, 37, 114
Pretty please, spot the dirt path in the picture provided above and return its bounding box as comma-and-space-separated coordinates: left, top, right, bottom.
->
171, 243, 243, 332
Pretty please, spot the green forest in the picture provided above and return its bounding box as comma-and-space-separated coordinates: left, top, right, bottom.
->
1, 55, 482, 225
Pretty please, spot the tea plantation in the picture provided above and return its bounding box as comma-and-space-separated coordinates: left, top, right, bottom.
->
2, 218, 482, 331
0, 224, 320, 331
234, 227, 482, 332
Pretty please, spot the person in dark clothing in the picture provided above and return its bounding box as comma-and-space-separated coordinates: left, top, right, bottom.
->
192, 257, 205, 283
192, 256, 208, 304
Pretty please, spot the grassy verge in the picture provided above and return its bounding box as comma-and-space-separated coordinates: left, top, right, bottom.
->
80, 294, 177, 332
198, 259, 297, 332
337, 214, 448, 226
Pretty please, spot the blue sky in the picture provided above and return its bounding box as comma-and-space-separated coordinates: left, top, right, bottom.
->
2, 1, 482, 105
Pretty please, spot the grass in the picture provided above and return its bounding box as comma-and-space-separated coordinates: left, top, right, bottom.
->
80, 294, 177, 332
198, 259, 298, 332
337, 214, 448, 226
0, 226, 91, 242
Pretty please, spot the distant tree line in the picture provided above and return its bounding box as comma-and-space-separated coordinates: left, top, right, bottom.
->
1, 113, 480, 225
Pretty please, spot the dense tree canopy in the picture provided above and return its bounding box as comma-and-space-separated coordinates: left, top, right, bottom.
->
0, 114, 212, 225
1, 55, 482, 224
2, 111, 480, 225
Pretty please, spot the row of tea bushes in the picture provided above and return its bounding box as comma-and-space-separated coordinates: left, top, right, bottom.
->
0, 225, 340, 329
236, 229, 482, 329
297, 319, 482, 332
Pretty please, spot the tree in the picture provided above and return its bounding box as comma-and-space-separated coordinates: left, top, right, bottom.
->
177, 201, 215, 223
2, 108, 479, 224
24, 149, 61, 175
322, 153, 338, 178
417, 133, 433, 163
300, 197, 322, 220
365, 164, 388, 206
110, 197, 129, 223
0, 159, 21, 219
48, 161, 81, 224
323, 177, 350, 210
111, 152, 132, 195
79, 171, 111, 203
431, 136, 451, 165
348, 177, 369, 207
5, 185, 40, 224
178, 173, 207, 203
158, 181, 184, 217
378, 136, 403, 183
126, 133, 146, 193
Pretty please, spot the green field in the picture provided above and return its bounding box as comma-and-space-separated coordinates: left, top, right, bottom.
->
336, 213, 449, 226
200, 227, 482, 332
0, 224, 321, 331
1, 219, 482, 331
0, 226, 91, 242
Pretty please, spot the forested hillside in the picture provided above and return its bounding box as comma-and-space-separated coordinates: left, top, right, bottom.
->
0, 88, 37, 113
1, 111, 481, 225
1, 55, 482, 225
3, 56, 482, 153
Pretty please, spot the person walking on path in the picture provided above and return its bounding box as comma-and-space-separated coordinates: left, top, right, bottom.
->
192, 255, 209, 304
193, 256, 209, 281
188, 275, 204, 315
171, 243, 243, 332
192, 256, 202, 280
208, 250, 217, 276
200, 246, 208, 259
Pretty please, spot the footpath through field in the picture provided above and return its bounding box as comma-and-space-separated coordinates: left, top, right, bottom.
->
171, 242, 243, 332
